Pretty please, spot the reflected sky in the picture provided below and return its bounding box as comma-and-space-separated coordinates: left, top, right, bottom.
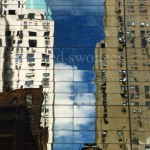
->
45, 0, 105, 149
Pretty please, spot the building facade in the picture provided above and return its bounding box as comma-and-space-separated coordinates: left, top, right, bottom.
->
0, 0, 54, 149
95, 0, 150, 150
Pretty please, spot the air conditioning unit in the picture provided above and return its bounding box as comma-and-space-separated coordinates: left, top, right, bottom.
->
28, 62, 35, 67
26, 73, 35, 77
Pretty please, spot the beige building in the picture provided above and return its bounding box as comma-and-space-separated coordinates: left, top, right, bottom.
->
95, 0, 150, 150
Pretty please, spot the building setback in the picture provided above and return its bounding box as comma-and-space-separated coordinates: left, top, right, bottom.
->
0, 0, 54, 149
95, 0, 150, 150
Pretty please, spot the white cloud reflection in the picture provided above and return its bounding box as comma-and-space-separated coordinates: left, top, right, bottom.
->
54, 63, 96, 142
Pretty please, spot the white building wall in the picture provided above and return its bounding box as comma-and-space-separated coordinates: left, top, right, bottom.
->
0, 18, 6, 92
1, 0, 54, 148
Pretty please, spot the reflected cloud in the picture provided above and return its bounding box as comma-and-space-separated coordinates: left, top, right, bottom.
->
55, 93, 74, 105
54, 131, 74, 143
54, 63, 95, 143
54, 118, 73, 131
74, 93, 95, 105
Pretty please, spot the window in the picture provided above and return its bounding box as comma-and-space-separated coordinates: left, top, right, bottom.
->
43, 73, 50, 77
25, 93, 32, 108
17, 40, 22, 44
139, 4, 146, 9
145, 86, 150, 99
17, 31, 23, 38
139, 4, 147, 13
41, 14, 44, 19
16, 54, 22, 63
42, 54, 49, 62
44, 31, 50, 36
45, 37, 50, 45
24, 22, 27, 29
8, 10, 16, 15
41, 63, 49, 67
29, 40, 37, 47
29, 31, 37, 36
27, 54, 35, 62
25, 80, 34, 87
18, 14, 24, 20
42, 78, 49, 86
45, 108, 49, 112
28, 13, 35, 19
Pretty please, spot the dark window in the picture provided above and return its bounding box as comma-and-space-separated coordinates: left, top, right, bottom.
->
44, 31, 50, 36
8, 10, 16, 15
101, 43, 105, 48
4, 11, 6, 15
18, 14, 24, 20
29, 40, 37, 47
29, 31, 37, 36
17, 31, 23, 37
145, 86, 150, 99
134, 102, 139, 106
0, 39, 2, 46
17, 40, 22, 44
42, 54, 49, 62
41, 63, 50, 67
141, 37, 147, 48
18, 1, 20, 8
28, 13, 35, 19
45, 108, 49, 112
41, 14, 44, 19
140, 30, 145, 37
6, 31, 11, 36
27, 54, 35, 62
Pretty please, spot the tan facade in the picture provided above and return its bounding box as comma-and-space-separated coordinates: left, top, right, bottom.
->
95, 0, 150, 150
